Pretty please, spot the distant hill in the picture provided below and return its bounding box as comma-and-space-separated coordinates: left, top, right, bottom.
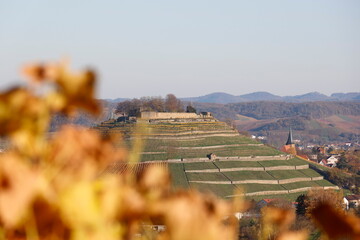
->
193, 101, 360, 120
192, 101, 360, 146
331, 92, 360, 101
283, 92, 330, 102
102, 98, 129, 103
227, 101, 360, 120
102, 92, 360, 104
239, 91, 283, 101
181, 91, 360, 104
182, 92, 246, 104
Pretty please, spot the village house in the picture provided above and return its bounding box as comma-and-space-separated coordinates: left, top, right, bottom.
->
343, 195, 360, 210
318, 155, 339, 167
256, 199, 274, 209
326, 155, 339, 166
319, 159, 328, 166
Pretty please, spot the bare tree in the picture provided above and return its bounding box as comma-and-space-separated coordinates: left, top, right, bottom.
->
165, 94, 183, 112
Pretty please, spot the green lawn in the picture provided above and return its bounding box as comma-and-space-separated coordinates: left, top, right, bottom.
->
214, 161, 263, 169
176, 136, 260, 147
186, 172, 229, 182
266, 170, 309, 179
259, 158, 308, 167
168, 163, 189, 189
184, 162, 217, 170
140, 154, 169, 161
236, 184, 286, 193
141, 144, 282, 161
190, 183, 237, 198
281, 181, 321, 190
298, 169, 323, 178
314, 179, 337, 187
224, 171, 275, 181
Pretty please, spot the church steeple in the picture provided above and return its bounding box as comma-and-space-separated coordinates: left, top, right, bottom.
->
281, 127, 297, 155
285, 127, 294, 145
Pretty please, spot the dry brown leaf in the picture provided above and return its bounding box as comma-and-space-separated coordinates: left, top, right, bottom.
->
260, 206, 296, 240
149, 191, 236, 240
22, 61, 100, 116
0, 153, 42, 227
311, 203, 360, 239
22, 63, 59, 83
138, 165, 171, 197
0, 87, 50, 156
48, 126, 126, 183
277, 230, 308, 240
55, 63, 100, 115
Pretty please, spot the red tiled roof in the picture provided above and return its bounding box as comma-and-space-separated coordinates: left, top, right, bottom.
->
298, 155, 309, 160
345, 195, 360, 201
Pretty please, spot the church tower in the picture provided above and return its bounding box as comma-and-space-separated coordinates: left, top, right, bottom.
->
281, 127, 297, 155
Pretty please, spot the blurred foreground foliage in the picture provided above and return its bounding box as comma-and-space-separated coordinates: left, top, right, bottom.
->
0, 60, 359, 240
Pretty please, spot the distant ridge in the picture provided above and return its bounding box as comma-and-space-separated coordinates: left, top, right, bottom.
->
181, 91, 360, 104
103, 97, 129, 103
283, 92, 330, 102
238, 91, 282, 102
102, 92, 360, 104
182, 92, 245, 104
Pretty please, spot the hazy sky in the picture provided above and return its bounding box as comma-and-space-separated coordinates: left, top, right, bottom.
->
0, 0, 359, 99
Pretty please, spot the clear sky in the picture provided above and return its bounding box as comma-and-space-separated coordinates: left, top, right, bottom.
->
0, 0, 359, 99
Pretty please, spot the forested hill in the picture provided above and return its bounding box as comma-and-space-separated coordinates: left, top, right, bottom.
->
227, 101, 360, 119
182, 91, 360, 104
192, 101, 360, 145
194, 101, 360, 120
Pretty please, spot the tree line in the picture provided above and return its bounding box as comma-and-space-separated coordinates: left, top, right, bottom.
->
115, 94, 196, 116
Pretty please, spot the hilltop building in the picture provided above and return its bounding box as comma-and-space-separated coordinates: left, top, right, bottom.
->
139, 111, 214, 123
113, 109, 214, 123
281, 127, 297, 155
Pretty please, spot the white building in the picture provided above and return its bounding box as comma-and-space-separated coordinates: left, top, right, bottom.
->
327, 155, 339, 166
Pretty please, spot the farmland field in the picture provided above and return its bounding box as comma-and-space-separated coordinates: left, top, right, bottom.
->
267, 170, 308, 179
259, 158, 307, 167
281, 181, 321, 190
298, 168, 323, 178
314, 179, 337, 187
140, 145, 282, 161
173, 136, 260, 147
169, 163, 189, 189
186, 172, 229, 182
190, 183, 237, 198
224, 171, 275, 181
214, 161, 262, 168
236, 183, 286, 193
184, 162, 218, 170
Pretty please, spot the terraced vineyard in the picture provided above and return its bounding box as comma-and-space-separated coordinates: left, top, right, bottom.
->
96, 117, 338, 200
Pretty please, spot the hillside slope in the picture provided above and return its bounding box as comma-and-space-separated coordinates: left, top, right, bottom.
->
96, 117, 338, 200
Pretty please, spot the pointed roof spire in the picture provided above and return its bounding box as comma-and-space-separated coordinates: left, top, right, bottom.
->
285, 127, 294, 145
